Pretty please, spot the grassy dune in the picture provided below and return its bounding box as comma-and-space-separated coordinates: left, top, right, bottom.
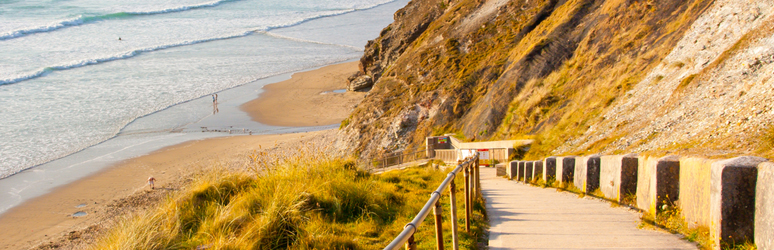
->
92, 153, 485, 249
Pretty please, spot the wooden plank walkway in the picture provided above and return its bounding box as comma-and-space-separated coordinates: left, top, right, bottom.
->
480, 167, 698, 249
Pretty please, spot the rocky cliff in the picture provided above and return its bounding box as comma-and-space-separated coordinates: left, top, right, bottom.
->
338, 0, 774, 161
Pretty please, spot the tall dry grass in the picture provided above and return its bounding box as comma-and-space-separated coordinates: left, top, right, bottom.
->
92, 142, 486, 249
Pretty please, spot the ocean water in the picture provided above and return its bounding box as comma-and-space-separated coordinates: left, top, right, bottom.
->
0, 0, 406, 179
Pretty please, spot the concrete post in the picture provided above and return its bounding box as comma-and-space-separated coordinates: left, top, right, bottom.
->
544, 157, 557, 184
677, 157, 712, 229
586, 155, 601, 193
524, 161, 534, 183
654, 156, 680, 214
757, 162, 774, 250
620, 155, 638, 201
637, 156, 679, 214
710, 157, 766, 249
574, 156, 588, 191
508, 161, 518, 179
533, 161, 544, 181
495, 163, 506, 177
601, 154, 638, 203
558, 156, 576, 185
518, 161, 525, 182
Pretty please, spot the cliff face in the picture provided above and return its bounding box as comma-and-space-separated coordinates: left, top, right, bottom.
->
339, 0, 774, 160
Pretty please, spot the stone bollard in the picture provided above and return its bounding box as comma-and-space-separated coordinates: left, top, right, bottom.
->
620, 156, 638, 202
556, 156, 576, 185
544, 157, 557, 184
524, 161, 534, 183
533, 161, 544, 182
574, 155, 601, 193
757, 162, 774, 250
508, 161, 518, 180
585, 155, 601, 193
637, 156, 680, 215
495, 163, 506, 177
518, 161, 526, 182
678, 157, 713, 232
710, 157, 766, 249
600, 154, 638, 203
574, 156, 587, 191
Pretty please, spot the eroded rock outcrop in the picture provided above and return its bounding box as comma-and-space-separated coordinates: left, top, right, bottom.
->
346, 71, 374, 91
338, 0, 774, 160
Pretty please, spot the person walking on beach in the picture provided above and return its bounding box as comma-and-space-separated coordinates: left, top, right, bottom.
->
148, 176, 156, 189
212, 94, 219, 114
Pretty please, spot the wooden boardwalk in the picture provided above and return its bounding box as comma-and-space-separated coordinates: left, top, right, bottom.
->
480, 167, 698, 250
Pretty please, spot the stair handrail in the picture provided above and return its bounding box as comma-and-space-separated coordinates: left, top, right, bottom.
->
384, 154, 480, 250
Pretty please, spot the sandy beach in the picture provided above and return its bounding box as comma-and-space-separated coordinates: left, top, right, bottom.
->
241, 61, 365, 127
0, 62, 362, 250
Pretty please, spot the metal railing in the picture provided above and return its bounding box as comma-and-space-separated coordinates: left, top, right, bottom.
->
384, 154, 481, 250
372, 148, 428, 169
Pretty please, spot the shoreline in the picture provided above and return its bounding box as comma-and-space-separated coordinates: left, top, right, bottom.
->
0, 61, 361, 249
0, 70, 330, 216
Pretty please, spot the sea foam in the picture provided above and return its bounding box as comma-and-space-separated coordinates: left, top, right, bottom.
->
0, 31, 254, 86
0, 0, 396, 86
0, 0, 240, 41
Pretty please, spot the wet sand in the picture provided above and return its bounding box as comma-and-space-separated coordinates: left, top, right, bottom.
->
0, 62, 362, 249
241, 61, 365, 127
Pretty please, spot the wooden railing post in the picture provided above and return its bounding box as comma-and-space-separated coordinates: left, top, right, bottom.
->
405, 234, 416, 250
470, 163, 475, 215
433, 200, 444, 250
464, 164, 471, 233
471, 163, 477, 199
383, 156, 476, 250
475, 160, 481, 198
449, 178, 459, 250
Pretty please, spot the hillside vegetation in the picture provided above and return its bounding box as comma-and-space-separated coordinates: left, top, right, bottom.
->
92, 155, 485, 249
338, 0, 774, 160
